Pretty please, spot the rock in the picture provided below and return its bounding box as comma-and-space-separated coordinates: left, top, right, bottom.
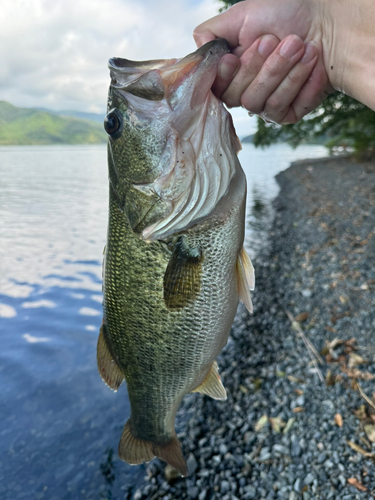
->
186, 453, 198, 475
293, 478, 302, 492
304, 473, 315, 485
219, 443, 228, 455
187, 486, 199, 499
338, 474, 346, 487
198, 489, 207, 500
133, 490, 143, 500
291, 437, 301, 457
244, 432, 255, 445
243, 485, 257, 499
273, 444, 290, 455
220, 481, 230, 495
296, 395, 305, 406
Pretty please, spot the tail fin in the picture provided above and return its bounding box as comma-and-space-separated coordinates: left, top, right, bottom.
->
153, 437, 188, 477
118, 420, 188, 477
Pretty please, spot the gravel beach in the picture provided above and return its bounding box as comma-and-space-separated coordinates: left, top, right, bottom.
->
131, 156, 375, 500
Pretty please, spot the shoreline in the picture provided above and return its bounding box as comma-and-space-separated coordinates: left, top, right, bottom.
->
133, 156, 375, 500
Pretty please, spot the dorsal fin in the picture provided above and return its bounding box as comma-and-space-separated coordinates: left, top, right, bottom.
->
97, 325, 125, 391
192, 361, 227, 400
236, 246, 255, 313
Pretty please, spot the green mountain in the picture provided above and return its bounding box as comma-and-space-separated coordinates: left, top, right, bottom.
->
36, 107, 105, 123
0, 101, 107, 145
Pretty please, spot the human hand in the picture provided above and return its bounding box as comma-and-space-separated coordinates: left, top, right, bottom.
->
194, 0, 334, 124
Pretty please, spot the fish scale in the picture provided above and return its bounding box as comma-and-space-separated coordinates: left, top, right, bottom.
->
98, 39, 255, 476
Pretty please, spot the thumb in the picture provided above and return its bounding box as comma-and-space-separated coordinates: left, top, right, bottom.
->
193, 6, 244, 49
193, 29, 216, 48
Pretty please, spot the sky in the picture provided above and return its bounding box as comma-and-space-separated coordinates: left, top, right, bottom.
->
1, 0, 256, 136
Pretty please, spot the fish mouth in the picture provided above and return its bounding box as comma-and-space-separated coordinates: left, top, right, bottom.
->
108, 39, 230, 104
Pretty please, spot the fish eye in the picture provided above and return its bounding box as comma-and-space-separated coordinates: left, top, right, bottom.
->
104, 109, 123, 139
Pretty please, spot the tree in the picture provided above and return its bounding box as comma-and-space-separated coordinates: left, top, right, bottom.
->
219, 0, 375, 158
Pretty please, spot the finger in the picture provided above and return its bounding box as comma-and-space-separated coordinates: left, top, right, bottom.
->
193, 29, 217, 47
211, 54, 240, 98
260, 41, 318, 123
280, 58, 334, 124
220, 35, 280, 107
193, 4, 251, 49
240, 35, 305, 114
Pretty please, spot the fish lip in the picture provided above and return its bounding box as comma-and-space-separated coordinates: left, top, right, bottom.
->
108, 39, 230, 75
108, 57, 174, 72
189, 38, 230, 59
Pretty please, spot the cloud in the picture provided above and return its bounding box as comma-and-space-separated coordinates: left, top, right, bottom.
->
0, 0, 220, 113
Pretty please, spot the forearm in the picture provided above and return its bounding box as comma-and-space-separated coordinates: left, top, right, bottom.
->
321, 0, 375, 110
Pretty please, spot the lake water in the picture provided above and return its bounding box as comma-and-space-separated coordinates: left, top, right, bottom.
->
0, 143, 327, 499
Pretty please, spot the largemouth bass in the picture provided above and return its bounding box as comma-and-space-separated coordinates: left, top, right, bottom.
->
98, 39, 255, 477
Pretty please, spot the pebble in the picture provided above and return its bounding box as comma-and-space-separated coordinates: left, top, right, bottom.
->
187, 486, 199, 499
291, 437, 301, 457
304, 473, 315, 485
273, 444, 290, 455
338, 474, 346, 486
219, 443, 228, 455
220, 481, 230, 495
293, 478, 302, 492
186, 453, 198, 475
198, 489, 207, 500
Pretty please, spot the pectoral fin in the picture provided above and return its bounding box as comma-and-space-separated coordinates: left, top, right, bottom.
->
97, 325, 125, 391
163, 237, 203, 311
236, 246, 255, 313
192, 361, 227, 400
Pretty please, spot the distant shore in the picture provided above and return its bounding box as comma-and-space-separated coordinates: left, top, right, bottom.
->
132, 155, 375, 500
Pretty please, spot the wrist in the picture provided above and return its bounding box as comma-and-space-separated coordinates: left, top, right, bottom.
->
319, 0, 375, 109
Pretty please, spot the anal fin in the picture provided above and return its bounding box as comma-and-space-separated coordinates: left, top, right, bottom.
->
236, 246, 255, 313
119, 420, 188, 477
97, 325, 125, 391
192, 361, 227, 400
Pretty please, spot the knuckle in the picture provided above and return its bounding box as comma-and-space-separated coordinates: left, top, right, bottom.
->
266, 96, 282, 111
241, 94, 262, 114
262, 58, 283, 79
221, 88, 241, 108
285, 70, 303, 87
240, 58, 256, 79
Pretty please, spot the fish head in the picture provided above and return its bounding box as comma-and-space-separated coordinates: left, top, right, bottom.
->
105, 39, 241, 239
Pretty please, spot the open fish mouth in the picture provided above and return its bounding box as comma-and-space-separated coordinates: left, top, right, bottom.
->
108, 39, 230, 105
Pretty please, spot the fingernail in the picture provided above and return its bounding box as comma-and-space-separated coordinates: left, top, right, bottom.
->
258, 35, 278, 58
279, 35, 303, 59
301, 41, 317, 64
218, 57, 239, 79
